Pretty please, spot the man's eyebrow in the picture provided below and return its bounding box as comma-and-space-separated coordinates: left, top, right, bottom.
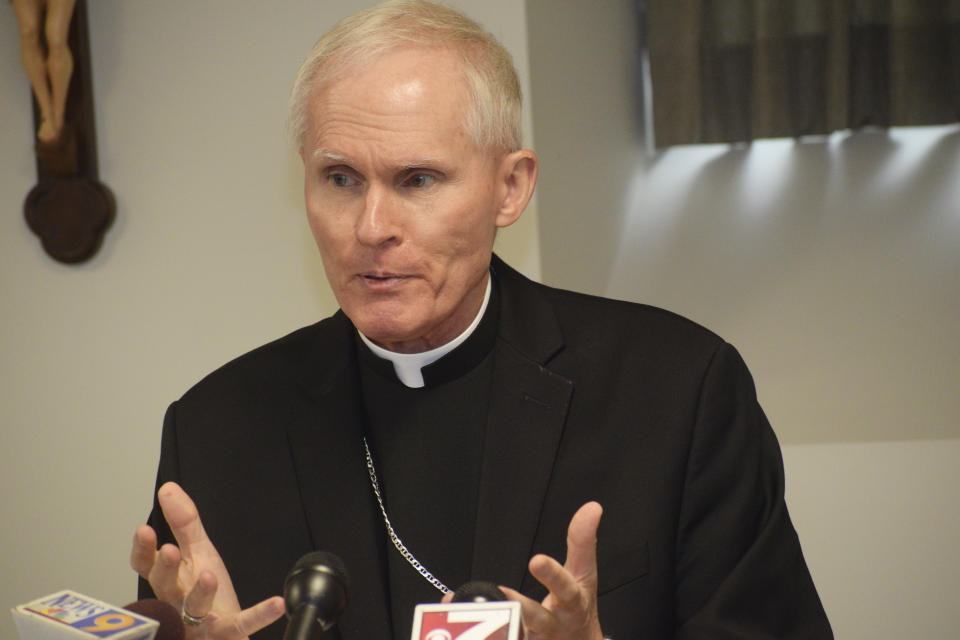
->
311, 149, 448, 173
311, 149, 352, 165
396, 159, 447, 173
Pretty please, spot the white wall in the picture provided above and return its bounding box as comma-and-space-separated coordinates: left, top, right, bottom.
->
608, 131, 960, 445
0, 2, 538, 638
783, 439, 960, 639
526, 0, 960, 637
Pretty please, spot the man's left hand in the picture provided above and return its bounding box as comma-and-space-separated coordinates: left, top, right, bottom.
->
502, 501, 605, 640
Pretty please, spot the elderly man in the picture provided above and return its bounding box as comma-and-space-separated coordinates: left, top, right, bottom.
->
131, 2, 831, 639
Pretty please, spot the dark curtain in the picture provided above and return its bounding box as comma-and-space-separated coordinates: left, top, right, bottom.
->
644, 0, 960, 147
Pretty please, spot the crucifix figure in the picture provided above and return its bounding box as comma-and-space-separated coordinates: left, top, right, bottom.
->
13, 0, 77, 144
12, 0, 114, 264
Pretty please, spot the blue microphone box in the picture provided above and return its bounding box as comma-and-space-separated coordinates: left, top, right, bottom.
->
12, 590, 158, 640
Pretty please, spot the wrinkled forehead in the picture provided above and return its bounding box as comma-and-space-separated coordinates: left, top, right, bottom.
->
315, 38, 472, 89
303, 44, 473, 135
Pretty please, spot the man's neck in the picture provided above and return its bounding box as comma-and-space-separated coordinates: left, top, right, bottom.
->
357, 276, 493, 388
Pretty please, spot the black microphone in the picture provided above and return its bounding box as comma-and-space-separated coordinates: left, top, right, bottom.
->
452, 581, 508, 603
282, 551, 350, 640
123, 599, 185, 640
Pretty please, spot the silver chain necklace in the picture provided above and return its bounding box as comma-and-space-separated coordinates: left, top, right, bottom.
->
362, 437, 452, 595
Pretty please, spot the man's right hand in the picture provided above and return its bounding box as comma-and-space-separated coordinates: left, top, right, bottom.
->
130, 481, 286, 639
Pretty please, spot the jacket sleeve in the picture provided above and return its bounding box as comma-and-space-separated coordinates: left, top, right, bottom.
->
674, 343, 832, 639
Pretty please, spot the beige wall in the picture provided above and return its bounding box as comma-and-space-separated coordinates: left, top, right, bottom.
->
783, 439, 960, 638
0, 2, 536, 637
526, 0, 960, 637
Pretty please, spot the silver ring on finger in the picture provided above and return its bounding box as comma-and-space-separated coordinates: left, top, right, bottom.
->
181, 604, 206, 627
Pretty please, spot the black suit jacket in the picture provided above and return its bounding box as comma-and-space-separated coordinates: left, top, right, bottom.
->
142, 255, 831, 639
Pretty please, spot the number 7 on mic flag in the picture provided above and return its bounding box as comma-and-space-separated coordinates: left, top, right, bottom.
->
410, 601, 525, 640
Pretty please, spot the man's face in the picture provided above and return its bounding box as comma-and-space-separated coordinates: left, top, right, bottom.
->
301, 46, 512, 353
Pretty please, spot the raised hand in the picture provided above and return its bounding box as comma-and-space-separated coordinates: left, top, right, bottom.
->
130, 482, 285, 639
501, 502, 605, 640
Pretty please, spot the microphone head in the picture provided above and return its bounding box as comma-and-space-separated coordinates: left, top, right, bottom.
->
451, 581, 507, 603
123, 599, 185, 640
283, 551, 350, 631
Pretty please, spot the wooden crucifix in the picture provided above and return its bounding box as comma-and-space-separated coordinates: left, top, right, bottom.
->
13, 0, 114, 264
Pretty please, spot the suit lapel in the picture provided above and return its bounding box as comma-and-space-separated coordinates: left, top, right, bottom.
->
285, 313, 392, 638
471, 257, 574, 592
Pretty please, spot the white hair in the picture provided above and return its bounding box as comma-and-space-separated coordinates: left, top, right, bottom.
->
287, 0, 522, 152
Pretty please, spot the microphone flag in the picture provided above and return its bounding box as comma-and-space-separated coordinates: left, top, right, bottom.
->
410, 601, 525, 640
12, 590, 159, 640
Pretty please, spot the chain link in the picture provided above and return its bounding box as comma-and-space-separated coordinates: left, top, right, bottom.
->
363, 437, 452, 595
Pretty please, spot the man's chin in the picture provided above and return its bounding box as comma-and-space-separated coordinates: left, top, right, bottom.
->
351, 314, 421, 350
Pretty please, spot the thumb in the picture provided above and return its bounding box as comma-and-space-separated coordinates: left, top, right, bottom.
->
563, 501, 602, 580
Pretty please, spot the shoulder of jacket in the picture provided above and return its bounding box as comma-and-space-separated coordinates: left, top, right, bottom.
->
177, 312, 351, 403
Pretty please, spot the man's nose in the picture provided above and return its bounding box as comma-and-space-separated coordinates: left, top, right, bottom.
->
355, 184, 401, 247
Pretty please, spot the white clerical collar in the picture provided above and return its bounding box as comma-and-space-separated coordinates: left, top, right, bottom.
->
357, 276, 492, 389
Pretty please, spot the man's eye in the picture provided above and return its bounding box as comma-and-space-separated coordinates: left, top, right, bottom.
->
405, 173, 435, 188
330, 173, 355, 187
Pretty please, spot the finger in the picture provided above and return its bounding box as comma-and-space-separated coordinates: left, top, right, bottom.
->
226, 596, 286, 638
563, 501, 602, 579
182, 570, 218, 620
499, 586, 557, 637
157, 482, 210, 553
499, 584, 541, 610
147, 543, 184, 603
440, 591, 454, 604
130, 525, 158, 578
528, 554, 582, 609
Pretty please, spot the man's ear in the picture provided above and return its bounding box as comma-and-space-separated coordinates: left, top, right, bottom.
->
494, 149, 538, 229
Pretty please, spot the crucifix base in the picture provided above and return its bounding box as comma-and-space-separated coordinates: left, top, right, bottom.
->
20, 0, 115, 264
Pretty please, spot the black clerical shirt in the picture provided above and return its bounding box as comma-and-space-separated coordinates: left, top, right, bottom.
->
356, 281, 501, 640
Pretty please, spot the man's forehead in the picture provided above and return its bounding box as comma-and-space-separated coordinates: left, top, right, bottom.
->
302, 106, 469, 159
301, 48, 477, 160
309, 44, 469, 107
309, 146, 453, 172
